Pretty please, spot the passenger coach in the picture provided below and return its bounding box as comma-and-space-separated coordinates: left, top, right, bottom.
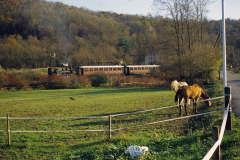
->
75, 65, 124, 76
75, 65, 160, 76
124, 65, 160, 75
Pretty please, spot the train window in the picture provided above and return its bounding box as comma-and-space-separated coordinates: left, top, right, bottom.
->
99, 68, 103, 71
94, 68, 98, 71
118, 68, 122, 71
113, 68, 117, 71
84, 68, 88, 72
145, 67, 149, 70
134, 68, 137, 70
130, 68, 133, 70
89, 68, 93, 71
138, 67, 141, 70
109, 68, 112, 71
104, 68, 108, 71
142, 67, 144, 70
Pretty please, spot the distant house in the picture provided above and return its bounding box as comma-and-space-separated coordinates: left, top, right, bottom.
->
145, 54, 160, 65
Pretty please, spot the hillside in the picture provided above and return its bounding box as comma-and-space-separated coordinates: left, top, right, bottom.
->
1, 0, 240, 80
0, 0, 161, 68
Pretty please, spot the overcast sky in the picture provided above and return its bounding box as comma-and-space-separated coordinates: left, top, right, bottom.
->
45, 0, 240, 20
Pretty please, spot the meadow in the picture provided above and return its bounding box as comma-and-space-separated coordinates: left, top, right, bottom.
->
0, 84, 239, 159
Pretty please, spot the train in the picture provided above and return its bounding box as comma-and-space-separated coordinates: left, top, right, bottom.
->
75, 65, 161, 76
48, 65, 160, 76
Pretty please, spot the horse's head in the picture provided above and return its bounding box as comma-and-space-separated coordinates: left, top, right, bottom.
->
204, 97, 211, 107
201, 88, 211, 107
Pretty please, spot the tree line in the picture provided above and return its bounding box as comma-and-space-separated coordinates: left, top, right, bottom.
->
0, 0, 240, 82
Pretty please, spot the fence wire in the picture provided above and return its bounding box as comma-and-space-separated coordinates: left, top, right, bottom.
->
112, 110, 220, 131
0, 96, 224, 120
203, 95, 231, 160
0, 96, 224, 133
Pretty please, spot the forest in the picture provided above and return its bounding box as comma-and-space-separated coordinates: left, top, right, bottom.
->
0, 0, 240, 81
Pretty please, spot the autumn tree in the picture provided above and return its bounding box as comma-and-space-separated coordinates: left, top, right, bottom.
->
153, 0, 217, 81
0, 0, 238, 76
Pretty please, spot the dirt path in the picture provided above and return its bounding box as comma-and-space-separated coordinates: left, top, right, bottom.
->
226, 71, 240, 118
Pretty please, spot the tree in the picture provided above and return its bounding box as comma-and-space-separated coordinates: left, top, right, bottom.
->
117, 36, 131, 61
153, 0, 214, 79
26, 36, 43, 68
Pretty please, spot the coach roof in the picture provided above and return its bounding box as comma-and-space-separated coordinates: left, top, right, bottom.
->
76, 65, 124, 68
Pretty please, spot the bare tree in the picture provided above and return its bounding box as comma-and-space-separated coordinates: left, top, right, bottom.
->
153, 0, 214, 79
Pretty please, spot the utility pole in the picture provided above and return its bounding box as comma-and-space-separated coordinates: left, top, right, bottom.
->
222, 0, 227, 87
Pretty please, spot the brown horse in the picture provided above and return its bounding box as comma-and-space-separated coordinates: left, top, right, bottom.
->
175, 84, 211, 116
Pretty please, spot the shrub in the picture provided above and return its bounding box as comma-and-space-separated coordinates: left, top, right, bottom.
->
0, 72, 9, 88
36, 75, 92, 89
0, 71, 29, 90
91, 74, 108, 87
0, 68, 93, 90
45, 74, 70, 89
69, 76, 91, 89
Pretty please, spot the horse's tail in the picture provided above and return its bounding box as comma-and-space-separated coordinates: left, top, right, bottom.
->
175, 89, 181, 102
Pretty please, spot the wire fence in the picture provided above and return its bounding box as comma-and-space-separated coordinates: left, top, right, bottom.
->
0, 110, 221, 133
203, 103, 230, 160
203, 88, 232, 160
0, 96, 224, 121
0, 95, 230, 160
0, 96, 224, 133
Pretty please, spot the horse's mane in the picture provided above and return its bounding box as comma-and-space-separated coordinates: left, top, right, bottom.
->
201, 88, 210, 98
179, 82, 188, 86
192, 84, 210, 98
171, 80, 188, 92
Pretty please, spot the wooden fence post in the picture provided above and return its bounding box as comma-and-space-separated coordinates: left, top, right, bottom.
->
109, 114, 111, 141
224, 86, 232, 130
218, 70, 220, 80
213, 126, 220, 160
7, 114, 11, 147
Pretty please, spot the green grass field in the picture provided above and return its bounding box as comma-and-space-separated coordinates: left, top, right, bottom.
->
0, 85, 239, 159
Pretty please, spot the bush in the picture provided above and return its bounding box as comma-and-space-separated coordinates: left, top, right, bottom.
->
36, 75, 92, 89
0, 71, 29, 90
0, 68, 167, 90
0, 72, 9, 88
91, 74, 108, 87
45, 74, 70, 89
69, 76, 91, 89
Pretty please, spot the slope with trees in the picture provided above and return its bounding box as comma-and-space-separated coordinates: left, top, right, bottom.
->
0, 0, 239, 82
